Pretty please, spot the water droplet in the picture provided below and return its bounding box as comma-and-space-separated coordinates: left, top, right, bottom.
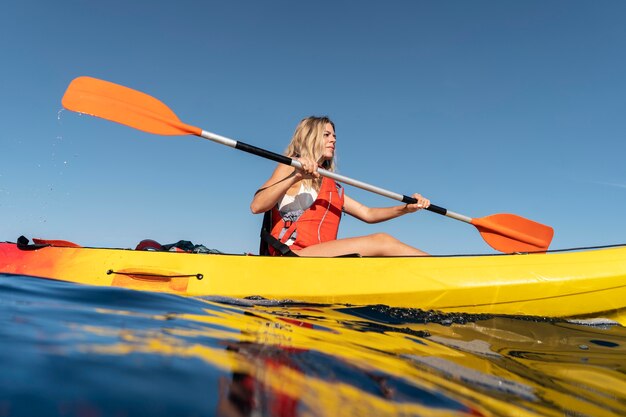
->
578, 344, 589, 350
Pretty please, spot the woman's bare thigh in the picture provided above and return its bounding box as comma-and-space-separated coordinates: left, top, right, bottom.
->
293, 234, 427, 257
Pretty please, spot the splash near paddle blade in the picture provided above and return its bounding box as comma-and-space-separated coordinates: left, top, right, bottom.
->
472, 214, 554, 253
61, 76, 201, 136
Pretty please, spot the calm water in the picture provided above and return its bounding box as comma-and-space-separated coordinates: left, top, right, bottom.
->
1, 274, 625, 417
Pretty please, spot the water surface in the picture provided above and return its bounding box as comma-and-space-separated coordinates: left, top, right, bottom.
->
1, 274, 625, 416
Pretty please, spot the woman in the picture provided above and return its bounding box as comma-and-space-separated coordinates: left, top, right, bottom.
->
250, 116, 430, 257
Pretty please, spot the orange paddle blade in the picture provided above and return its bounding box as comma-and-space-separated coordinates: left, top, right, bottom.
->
472, 214, 554, 253
62, 76, 201, 136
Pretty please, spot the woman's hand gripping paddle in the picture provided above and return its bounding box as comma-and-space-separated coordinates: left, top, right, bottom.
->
62, 76, 554, 253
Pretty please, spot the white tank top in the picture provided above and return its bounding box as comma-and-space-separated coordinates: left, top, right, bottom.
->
276, 183, 319, 245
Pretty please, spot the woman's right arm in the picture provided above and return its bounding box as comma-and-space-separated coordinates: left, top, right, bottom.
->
250, 157, 320, 214
250, 164, 300, 214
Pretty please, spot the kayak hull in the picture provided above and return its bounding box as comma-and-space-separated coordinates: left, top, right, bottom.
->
1, 242, 625, 321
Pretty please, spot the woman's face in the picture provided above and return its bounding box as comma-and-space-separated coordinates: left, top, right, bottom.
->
321, 123, 336, 161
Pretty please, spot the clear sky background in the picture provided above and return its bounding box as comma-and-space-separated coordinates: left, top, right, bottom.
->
1, 1, 625, 255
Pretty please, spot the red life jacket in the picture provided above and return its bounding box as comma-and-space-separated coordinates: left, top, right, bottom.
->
268, 177, 344, 255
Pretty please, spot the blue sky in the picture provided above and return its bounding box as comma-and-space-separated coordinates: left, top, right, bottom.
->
1, 1, 625, 255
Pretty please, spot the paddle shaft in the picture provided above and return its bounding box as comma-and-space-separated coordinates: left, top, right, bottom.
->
200, 130, 472, 224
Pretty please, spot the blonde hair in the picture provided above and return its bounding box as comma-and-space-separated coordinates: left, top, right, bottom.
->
285, 116, 336, 190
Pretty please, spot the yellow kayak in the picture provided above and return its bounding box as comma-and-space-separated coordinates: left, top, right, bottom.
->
1, 240, 625, 324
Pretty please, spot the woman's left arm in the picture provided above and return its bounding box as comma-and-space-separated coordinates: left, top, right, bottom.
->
343, 194, 430, 224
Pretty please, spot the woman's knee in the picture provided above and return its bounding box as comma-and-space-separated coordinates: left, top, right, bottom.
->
369, 233, 397, 245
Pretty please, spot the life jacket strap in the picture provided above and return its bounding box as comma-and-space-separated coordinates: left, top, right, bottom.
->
260, 228, 299, 257
259, 211, 298, 257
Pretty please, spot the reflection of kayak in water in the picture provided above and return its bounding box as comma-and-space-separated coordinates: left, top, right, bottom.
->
217, 339, 488, 417
2, 239, 626, 323
213, 310, 626, 417
401, 316, 626, 417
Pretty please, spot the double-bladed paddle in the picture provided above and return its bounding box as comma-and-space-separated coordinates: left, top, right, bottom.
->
61, 76, 554, 253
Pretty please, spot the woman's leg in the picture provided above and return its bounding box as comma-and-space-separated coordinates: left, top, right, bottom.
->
293, 233, 428, 257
